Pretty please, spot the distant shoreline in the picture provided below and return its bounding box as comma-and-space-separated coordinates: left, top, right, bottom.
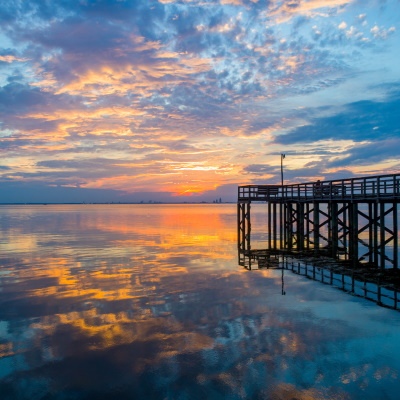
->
0, 202, 236, 205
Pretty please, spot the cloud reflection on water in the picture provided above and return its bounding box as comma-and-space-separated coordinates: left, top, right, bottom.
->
0, 204, 399, 399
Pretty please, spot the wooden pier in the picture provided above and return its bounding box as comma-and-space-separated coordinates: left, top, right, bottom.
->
238, 173, 400, 270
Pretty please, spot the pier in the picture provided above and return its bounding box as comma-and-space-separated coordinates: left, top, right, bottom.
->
238, 173, 400, 270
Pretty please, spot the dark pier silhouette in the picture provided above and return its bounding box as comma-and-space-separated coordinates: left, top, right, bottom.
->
238, 173, 400, 271
241, 250, 400, 311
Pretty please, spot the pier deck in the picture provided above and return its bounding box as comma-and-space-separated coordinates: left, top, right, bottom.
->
239, 174, 400, 203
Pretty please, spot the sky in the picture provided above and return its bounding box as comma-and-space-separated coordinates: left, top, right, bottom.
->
0, 0, 399, 203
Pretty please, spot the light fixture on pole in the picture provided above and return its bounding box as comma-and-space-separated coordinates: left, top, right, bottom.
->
281, 153, 285, 187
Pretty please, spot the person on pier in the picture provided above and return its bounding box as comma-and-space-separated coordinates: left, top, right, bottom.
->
314, 179, 322, 196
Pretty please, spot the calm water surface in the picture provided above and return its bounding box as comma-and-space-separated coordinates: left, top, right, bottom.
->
0, 204, 400, 400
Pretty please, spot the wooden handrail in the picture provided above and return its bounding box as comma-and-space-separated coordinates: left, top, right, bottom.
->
238, 173, 400, 201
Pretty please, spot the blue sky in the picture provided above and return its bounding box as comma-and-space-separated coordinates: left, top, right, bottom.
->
0, 0, 399, 202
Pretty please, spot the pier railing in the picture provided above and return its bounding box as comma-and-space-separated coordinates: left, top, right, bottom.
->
238, 173, 400, 202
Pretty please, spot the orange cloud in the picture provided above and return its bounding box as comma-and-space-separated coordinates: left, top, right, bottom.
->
268, 0, 353, 24
50, 56, 211, 97
0, 55, 28, 63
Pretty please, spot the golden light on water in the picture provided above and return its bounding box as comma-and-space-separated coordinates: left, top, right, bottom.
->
1, 204, 400, 399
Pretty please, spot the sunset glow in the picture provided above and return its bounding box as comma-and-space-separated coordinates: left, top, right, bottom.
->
1, 0, 399, 203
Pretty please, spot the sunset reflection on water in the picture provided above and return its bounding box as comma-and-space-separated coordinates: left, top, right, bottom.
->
1, 204, 400, 399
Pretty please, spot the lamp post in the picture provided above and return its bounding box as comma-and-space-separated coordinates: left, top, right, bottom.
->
281, 153, 285, 187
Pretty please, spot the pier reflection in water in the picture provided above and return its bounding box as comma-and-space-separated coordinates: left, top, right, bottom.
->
240, 250, 400, 311
1, 204, 400, 399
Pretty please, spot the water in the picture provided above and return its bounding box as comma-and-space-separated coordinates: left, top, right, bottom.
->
0, 204, 400, 399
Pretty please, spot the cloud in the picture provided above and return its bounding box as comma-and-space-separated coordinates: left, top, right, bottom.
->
370, 25, 396, 39
267, 0, 354, 25
242, 164, 278, 176
326, 138, 400, 168
0, 55, 28, 63
0, 0, 399, 199
274, 92, 400, 145
0, 181, 192, 204
240, 160, 360, 184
